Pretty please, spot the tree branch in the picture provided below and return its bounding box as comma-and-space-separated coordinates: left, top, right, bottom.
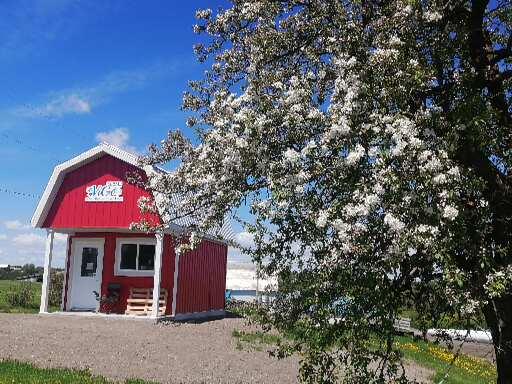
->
490, 31, 512, 64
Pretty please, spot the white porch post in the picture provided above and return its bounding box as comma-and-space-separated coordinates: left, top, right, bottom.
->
151, 232, 164, 319
60, 234, 72, 311
171, 251, 180, 317
39, 229, 55, 314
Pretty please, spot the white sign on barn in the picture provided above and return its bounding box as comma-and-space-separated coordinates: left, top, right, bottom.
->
85, 181, 123, 202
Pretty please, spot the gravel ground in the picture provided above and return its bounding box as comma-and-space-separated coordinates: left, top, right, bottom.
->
0, 313, 435, 383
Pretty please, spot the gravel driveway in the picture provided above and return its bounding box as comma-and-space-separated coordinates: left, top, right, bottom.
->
0, 313, 298, 383
0, 313, 433, 383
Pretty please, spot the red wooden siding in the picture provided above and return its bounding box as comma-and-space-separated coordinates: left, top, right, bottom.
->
66, 232, 175, 315
46, 149, 229, 317
43, 155, 160, 229
175, 240, 227, 314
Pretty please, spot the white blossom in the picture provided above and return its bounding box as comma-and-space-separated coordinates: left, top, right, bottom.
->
442, 205, 459, 221
316, 210, 329, 228
134, 2, 510, 380
424, 10, 442, 22
384, 213, 405, 233
345, 144, 365, 165
284, 148, 301, 163
433, 174, 447, 184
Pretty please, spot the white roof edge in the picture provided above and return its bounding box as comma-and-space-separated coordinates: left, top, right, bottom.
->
31, 143, 231, 245
31, 143, 143, 228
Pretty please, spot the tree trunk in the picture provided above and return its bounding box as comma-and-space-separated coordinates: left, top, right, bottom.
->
483, 294, 512, 384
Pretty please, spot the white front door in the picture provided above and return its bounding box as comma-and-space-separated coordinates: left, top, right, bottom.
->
69, 239, 104, 311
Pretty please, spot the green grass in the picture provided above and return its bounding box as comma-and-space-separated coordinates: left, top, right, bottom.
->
0, 280, 59, 313
396, 336, 496, 384
0, 360, 155, 384
231, 328, 496, 384
232, 329, 282, 351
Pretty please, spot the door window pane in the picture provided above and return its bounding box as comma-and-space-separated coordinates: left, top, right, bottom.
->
80, 247, 98, 277
120, 244, 137, 270
138, 244, 155, 270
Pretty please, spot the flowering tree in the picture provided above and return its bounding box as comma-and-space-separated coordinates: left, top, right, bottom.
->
137, 1, 512, 382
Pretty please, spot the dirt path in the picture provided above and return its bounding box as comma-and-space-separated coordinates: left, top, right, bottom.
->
0, 313, 433, 383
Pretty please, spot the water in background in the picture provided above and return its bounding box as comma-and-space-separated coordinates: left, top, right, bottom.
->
227, 289, 275, 303
229, 289, 256, 302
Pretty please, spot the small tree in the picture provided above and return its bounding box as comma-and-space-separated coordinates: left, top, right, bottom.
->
22, 263, 37, 275
6, 282, 35, 308
49, 272, 64, 308
136, 1, 512, 382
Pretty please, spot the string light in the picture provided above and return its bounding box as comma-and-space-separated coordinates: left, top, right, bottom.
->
0, 187, 40, 199
0, 131, 65, 162
1, 89, 94, 161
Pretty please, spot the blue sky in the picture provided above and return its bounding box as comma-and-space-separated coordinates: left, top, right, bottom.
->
0, 0, 251, 267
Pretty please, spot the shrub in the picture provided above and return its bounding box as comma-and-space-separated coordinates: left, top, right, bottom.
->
226, 299, 258, 317
5, 282, 35, 308
49, 272, 64, 307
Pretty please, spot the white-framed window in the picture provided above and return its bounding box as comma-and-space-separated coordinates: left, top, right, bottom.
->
114, 238, 157, 277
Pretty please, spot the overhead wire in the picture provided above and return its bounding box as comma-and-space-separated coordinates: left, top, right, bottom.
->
0, 187, 40, 199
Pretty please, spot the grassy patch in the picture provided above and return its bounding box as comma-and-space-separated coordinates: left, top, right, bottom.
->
396, 336, 496, 384
0, 280, 41, 313
0, 280, 59, 313
231, 327, 496, 383
0, 360, 155, 384
232, 329, 282, 351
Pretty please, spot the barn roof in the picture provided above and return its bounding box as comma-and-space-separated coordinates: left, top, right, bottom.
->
31, 143, 234, 243
31, 143, 144, 228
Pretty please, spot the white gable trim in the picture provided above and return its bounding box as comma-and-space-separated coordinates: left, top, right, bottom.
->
31, 143, 143, 228
31, 142, 232, 245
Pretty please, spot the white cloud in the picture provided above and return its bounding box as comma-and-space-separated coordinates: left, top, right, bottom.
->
4, 220, 31, 230
12, 233, 46, 248
0, 216, 68, 266
11, 232, 66, 247
96, 127, 138, 154
6, 230, 68, 267
14, 62, 175, 119
228, 231, 255, 263
226, 231, 279, 290
26, 94, 91, 118
226, 267, 277, 291
234, 231, 255, 248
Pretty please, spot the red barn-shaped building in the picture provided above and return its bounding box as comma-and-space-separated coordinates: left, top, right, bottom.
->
31, 143, 229, 320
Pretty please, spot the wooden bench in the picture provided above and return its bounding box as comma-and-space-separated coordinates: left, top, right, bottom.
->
125, 287, 168, 316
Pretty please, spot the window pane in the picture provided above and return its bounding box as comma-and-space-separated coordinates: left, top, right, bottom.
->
80, 247, 98, 277
138, 244, 155, 270
120, 244, 137, 270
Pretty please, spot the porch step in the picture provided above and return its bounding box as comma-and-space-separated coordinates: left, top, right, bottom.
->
125, 287, 168, 316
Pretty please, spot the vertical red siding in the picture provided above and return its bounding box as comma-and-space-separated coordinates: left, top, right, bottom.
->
68, 233, 175, 315
43, 155, 160, 229
175, 240, 228, 314
46, 151, 228, 317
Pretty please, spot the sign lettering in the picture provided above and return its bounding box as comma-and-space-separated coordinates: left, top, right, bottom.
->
85, 181, 123, 202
